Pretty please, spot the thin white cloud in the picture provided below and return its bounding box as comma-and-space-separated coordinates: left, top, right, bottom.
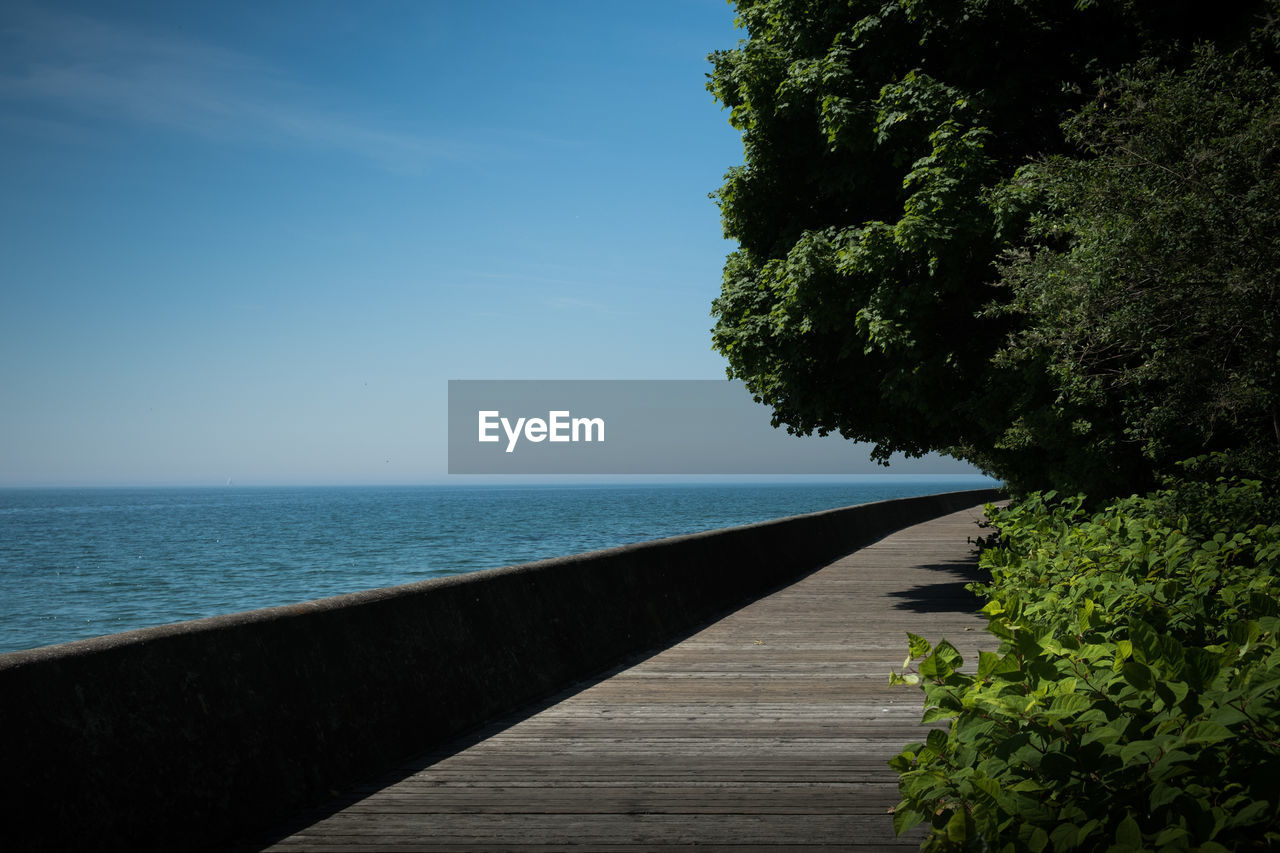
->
0, 8, 489, 172
462, 271, 600, 289
545, 294, 626, 316
456, 268, 700, 300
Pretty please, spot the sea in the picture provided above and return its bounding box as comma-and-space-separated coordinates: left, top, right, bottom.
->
0, 478, 994, 655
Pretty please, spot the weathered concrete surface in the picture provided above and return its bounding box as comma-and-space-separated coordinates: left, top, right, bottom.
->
0, 488, 999, 852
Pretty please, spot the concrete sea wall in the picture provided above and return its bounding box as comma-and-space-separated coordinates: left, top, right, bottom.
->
0, 488, 999, 851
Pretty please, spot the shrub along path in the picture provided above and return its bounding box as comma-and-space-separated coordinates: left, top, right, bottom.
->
250, 502, 998, 852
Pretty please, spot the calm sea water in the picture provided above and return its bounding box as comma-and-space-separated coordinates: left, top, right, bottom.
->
0, 479, 993, 655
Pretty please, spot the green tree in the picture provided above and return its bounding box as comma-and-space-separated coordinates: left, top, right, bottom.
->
989, 46, 1280, 489
707, 0, 1274, 496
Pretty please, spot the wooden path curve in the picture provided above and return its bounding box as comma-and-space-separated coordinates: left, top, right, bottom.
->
250, 502, 998, 852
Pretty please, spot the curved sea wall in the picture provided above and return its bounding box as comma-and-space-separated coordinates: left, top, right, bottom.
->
0, 487, 999, 851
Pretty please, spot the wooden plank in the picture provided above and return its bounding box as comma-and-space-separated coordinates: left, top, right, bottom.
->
247, 503, 997, 852
266, 813, 909, 844
257, 840, 911, 845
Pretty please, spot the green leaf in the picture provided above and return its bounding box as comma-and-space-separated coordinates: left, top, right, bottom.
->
1250, 594, 1280, 617
919, 646, 957, 680
977, 649, 1002, 679
1049, 692, 1093, 715
1120, 739, 1158, 764
970, 774, 1002, 807
1115, 813, 1143, 847
1051, 822, 1082, 851
1149, 781, 1181, 811
1228, 620, 1261, 646
1123, 660, 1154, 690
892, 806, 926, 836
934, 639, 964, 670
1130, 620, 1162, 663
1181, 720, 1233, 744
1153, 826, 1188, 846
1211, 705, 1248, 727
1082, 724, 1126, 747
1148, 749, 1194, 782
1183, 647, 1223, 691
921, 706, 956, 723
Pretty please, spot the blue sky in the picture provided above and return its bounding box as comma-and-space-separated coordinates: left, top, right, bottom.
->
0, 1, 984, 486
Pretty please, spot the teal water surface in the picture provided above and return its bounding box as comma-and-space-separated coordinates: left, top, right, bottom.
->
0, 479, 994, 654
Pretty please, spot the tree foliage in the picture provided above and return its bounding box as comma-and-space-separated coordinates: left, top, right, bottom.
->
988, 46, 1280, 491
708, 0, 1279, 497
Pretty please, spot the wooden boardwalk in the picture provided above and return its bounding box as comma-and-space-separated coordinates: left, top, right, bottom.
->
251, 502, 997, 852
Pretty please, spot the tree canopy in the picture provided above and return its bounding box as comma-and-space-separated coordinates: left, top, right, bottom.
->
708, 0, 1280, 497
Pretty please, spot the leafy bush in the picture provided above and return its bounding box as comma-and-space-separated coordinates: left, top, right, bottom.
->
891, 478, 1280, 850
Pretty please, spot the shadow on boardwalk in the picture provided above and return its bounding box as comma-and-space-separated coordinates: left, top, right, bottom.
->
887, 555, 989, 614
